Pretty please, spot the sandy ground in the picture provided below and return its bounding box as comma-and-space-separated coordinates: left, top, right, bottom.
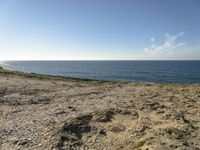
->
0, 73, 200, 150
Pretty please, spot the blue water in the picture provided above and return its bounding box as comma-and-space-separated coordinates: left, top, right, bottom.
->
0, 61, 200, 83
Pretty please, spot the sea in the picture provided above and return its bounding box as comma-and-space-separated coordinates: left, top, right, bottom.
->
0, 61, 200, 83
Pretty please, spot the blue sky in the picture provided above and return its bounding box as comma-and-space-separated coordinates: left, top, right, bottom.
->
0, 0, 200, 60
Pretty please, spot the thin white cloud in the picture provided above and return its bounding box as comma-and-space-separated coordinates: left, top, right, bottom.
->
150, 37, 155, 42
116, 32, 200, 60
115, 43, 200, 60
144, 32, 186, 54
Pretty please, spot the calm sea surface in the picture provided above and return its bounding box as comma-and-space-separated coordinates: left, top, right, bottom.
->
1, 61, 200, 83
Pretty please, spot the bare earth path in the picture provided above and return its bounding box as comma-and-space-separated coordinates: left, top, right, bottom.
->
0, 73, 200, 150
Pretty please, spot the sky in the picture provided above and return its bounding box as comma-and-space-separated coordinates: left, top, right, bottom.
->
0, 0, 200, 60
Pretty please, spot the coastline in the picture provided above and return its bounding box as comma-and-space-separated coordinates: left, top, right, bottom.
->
2, 60, 200, 84
0, 68, 200, 149
0, 67, 198, 85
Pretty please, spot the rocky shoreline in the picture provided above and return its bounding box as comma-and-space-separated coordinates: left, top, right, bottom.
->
0, 69, 200, 150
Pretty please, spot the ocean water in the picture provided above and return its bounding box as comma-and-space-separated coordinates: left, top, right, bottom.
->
0, 61, 200, 83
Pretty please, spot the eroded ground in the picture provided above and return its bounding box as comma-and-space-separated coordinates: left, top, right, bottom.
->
0, 73, 200, 150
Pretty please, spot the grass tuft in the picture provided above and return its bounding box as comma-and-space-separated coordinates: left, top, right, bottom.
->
0, 67, 115, 83
132, 140, 145, 149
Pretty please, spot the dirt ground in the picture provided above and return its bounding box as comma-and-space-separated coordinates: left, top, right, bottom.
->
0, 73, 200, 150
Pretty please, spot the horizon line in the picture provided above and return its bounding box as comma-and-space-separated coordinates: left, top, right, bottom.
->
1, 60, 200, 61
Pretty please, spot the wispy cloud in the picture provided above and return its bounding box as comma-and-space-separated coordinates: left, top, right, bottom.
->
115, 32, 200, 60
144, 32, 186, 54
150, 37, 155, 42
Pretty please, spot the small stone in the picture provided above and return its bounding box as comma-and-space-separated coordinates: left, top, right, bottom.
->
19, 139, 28, 145
32, 119, 37, 123
4, 127, 13, 134
48, 118, 56, 124
99, 128, 107, 135
110, 124, 126, 133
